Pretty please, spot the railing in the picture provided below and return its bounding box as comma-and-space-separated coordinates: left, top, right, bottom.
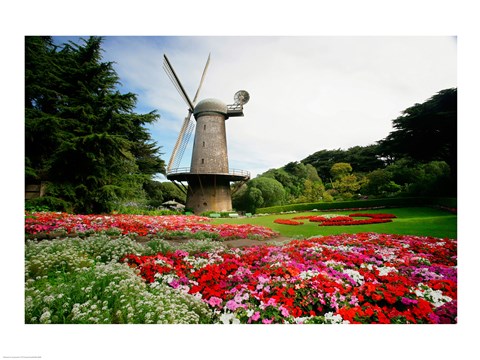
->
167, 167, 250, 178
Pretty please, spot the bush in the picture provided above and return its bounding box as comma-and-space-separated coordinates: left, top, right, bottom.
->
25, 196, 72, 213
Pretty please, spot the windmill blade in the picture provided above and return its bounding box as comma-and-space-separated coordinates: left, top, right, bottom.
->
192, 53, 211, 104
167, 113, 192, 172
173, 117, 195, 169
163, 54, 195, 111
167, 112, 197, 172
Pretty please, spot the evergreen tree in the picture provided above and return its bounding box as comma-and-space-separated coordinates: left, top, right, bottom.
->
378, 88, 457, 172
25, 36, 165, 213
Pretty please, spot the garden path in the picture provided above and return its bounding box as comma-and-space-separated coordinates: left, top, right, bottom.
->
163, 236, 294, 249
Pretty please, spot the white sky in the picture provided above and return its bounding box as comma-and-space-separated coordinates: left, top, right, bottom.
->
54, 36, 457, 179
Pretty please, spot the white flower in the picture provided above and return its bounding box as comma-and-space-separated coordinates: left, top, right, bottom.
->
415, 283, 452, 307
324, 312, 344, 324
219, 312, 240, 324
343, 269, 364, 285
360, 263, 374, 270
299, 269, 320, 280
39, 311, 51, 324
376, 266, 397, 276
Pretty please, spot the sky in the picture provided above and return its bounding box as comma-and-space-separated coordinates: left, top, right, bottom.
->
55, 36, 457, 179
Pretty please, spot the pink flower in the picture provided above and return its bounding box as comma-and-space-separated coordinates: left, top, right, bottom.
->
207, 296, 223, 308
279, 306, 290, 317
262, 318, 273, 324
226, 300, 240, 311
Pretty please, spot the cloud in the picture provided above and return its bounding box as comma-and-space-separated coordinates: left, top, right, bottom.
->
99, 36, 456, 177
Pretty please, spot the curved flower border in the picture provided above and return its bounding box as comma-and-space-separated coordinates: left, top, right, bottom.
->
274, 213, 397, 226
274, 219, 304, 226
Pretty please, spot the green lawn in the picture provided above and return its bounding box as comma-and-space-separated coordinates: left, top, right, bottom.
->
211, 207, 457, 239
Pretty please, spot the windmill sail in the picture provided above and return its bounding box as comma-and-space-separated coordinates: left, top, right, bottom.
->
167, 114, 195, 171
163, 55, 195, 111
164, 54, 211, 173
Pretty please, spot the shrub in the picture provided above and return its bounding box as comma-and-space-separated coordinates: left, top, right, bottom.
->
25, 196, 72, 213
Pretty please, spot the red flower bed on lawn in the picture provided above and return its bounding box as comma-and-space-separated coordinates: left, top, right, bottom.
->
274, 219, 304, 225
309, 216, 353, 223
349, 213, 397, 219
122, 232, 457, 324
289, 213, 396, 227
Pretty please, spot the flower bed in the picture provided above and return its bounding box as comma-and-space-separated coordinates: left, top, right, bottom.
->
288, 213, 396, 227
25, 212, 278, 240
349, 213, 397, 219
308, 216, 353, 223
122, 232, 457, 324
273, 219, 304, 225
319, 218, 392, 226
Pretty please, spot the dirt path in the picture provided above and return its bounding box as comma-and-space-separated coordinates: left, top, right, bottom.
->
220, 236, 294, 248
161, 236, 294, 249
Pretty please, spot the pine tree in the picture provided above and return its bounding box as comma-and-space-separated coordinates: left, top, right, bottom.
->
25, 36, 165, 213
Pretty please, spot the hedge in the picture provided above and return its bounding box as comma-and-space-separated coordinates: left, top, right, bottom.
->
256, 197, 457, 214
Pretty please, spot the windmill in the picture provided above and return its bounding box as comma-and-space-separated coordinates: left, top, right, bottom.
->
163, 54, 250, 214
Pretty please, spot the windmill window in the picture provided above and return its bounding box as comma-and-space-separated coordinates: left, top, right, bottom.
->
202, 141, 205, 147
204, 124, 206, 130
201, 159, 205, 164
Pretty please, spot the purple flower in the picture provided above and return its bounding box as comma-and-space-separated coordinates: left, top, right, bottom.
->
401, 297, 418, 306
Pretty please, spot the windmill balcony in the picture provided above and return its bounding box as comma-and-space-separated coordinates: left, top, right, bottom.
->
166, 167, 250, 182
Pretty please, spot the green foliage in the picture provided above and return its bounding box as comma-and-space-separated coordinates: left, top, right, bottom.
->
297, 179, 324, 203
159, 181, 187, 203
249, 177, 285, 207
260, 162, 323, 203
113, 204, 181, 216
233, 177, 286, 213
302, 145, 385, 181
378, 88, 457, 175
385, 160, 452, 196
330, 162, 352, 180
25, 36, 165, 213
25, 196, 72, 212
363, 169, 395, 196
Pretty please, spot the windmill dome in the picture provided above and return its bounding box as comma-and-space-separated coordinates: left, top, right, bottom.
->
194, 98, 227, 117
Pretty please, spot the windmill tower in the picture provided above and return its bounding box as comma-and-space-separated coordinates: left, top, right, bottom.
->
163, 54, 250, 214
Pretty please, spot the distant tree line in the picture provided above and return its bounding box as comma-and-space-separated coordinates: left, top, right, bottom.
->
233, 88, 457, 213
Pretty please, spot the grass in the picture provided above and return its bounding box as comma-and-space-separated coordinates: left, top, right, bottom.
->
211, 207, 457, 239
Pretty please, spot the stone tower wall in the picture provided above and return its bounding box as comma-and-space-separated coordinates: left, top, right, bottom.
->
190, 113, 229, 174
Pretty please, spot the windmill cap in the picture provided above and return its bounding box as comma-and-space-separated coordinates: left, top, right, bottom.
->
194, 98, 227, 117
